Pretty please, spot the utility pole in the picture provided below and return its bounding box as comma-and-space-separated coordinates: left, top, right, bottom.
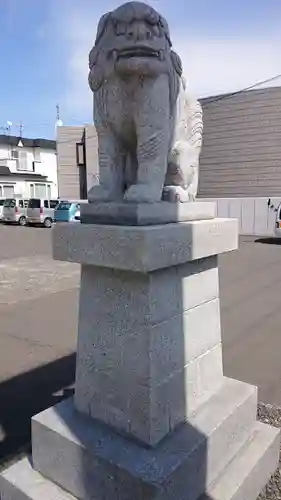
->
55, 103, 63, 128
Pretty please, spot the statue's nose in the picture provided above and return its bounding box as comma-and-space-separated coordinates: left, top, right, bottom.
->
136, 22, 152, 40
126, 22, 152, 41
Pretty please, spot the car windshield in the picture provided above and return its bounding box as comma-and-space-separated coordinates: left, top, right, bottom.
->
28, 199, 41, 208
4, 198, 16, 207
0, 200, 4, 206
56, 202, 71, 210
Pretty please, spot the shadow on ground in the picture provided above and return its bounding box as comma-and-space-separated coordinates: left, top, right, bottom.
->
0, 353, 75, 465
255, 237, 281, 245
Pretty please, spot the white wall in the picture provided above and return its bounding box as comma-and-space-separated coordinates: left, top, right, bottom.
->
0, 144, 58, 198
201, 197, 281, 236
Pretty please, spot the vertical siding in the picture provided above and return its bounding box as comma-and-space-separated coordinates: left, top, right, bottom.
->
56, 126, 84, 199
84, 124, 99, 190
198, 86, 281, 198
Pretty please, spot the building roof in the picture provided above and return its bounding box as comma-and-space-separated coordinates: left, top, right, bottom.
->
0, 135, 56, 150
0, 165, 47, 180
200, 84, 281, 105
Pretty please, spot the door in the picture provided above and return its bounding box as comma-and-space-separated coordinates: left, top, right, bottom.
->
27, 198, 41, 220
3, 198, 16, 220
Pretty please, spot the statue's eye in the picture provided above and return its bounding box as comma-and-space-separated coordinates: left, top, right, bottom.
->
151, 25, 160, 37
116, 22, 126, 36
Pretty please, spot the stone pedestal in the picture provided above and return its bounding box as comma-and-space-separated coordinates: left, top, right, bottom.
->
0, 203, 279, 500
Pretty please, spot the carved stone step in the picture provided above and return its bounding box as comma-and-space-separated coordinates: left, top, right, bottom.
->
29, 377, 256, 500
201, 421, 280, 500
0, 457, 76, 500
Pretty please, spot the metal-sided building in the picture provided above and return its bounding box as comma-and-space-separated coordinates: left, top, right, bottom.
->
56, 86, 281, 235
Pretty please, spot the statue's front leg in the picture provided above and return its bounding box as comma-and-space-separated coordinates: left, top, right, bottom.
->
124, 77, 170, 203
88, 125, 125, 202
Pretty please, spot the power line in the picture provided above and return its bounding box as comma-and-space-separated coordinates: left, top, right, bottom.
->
203, 73, 281, 107
3, 73, 281, 138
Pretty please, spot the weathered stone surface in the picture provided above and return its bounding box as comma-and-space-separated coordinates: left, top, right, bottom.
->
74, 255, 219, 327
80, 201, 216, 225
52, 217, 238, 271
31, 378, 257, 500
75, 343, 224, 445
74, 255, 223, 445
87, 2, 203, 204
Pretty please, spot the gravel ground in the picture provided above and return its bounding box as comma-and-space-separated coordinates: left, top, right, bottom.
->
258, 403, 281, 499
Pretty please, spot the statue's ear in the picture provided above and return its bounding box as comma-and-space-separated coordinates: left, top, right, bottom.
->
170, 50, 183, 77
95, 12, 111, 45
158, 15, 172, 46
88, 64, 105, 92
89, 46, 99, 70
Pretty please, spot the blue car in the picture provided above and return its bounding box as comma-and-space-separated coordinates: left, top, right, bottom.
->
54, 200, 86, 223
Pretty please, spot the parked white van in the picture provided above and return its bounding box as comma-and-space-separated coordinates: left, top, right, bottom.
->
2, 198, 29, 225
26, 198, 59, 228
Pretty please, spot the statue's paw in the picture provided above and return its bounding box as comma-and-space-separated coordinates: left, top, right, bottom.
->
124, 184, 162, 203
88, 185, 120, 202
162, 186, 192, 203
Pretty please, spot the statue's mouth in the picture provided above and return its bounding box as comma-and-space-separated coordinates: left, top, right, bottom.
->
117, 47, 164, 60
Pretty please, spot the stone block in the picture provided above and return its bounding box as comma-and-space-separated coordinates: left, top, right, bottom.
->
76, 255, 219, 329
0, 457, 76, 499
202, 422, 280, 500
75, 285, 223, 445
80, 201, 216, 225
52, 218, 238, 271
30, 378, 257, 500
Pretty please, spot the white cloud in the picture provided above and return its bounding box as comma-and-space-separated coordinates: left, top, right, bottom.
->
55, 4, 281, 121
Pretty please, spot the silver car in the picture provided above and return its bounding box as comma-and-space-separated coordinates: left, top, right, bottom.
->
2, 198, 29, 226
26, 198, 59, 228
0, 198, 5, 220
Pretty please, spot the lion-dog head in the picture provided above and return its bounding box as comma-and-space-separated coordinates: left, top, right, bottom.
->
88, 1, 183, 106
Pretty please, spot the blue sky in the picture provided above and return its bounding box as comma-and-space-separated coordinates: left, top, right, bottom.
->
0, 0, 280, 139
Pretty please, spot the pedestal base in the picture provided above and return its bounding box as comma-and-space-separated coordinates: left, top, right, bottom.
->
0, 378, 279, 500
80, 201, 216, 226
1, 217, 279, 500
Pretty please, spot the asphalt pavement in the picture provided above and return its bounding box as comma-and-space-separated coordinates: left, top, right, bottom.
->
0, 224, 281, 463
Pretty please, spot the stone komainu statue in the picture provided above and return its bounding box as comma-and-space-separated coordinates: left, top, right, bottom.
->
88, 1, 203, 203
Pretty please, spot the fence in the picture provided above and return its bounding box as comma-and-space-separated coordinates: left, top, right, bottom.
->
200, 197, 281, 236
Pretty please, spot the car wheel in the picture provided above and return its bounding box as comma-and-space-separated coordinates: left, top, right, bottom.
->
43, 217, 52, 228
18, 216, 27, 226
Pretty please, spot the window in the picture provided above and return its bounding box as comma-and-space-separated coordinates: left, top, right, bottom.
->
4, 198, 16, 208
3, 185, 14, 198
56, 201, 71, 211
76, 142, 85, 166
50, 199, 59, 209
16, 151, 28, 171
34, 183, 46, 198
0, 199, 4, 206
11, 150, 19, 160
44, 200, 49, 208
28, 198, 41, 208
34, 148, 41, 162
19, 200, 24, 208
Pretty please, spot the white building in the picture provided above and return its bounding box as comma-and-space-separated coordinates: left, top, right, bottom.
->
0, 134, 58, 199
